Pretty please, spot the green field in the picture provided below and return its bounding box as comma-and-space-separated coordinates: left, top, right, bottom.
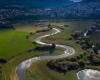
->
0, 20, 100, 80
0, 29, 34, 58
0, 24, 65, 80
15, 24, 48, 33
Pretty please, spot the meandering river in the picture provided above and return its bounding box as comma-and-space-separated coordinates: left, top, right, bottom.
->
16, 28, 75, 80
16, 28, 100, 80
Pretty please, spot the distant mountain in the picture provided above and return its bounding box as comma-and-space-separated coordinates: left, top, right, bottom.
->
0, 0, 100, 28
63, 1, 100, 18
0, 0, 100, 29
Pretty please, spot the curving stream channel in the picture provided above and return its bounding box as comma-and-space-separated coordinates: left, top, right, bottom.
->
16, 28, 100, 80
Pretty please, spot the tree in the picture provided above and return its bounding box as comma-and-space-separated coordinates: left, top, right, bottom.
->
49, 43, 56, 54
88, 54, 94, 64
78, 60, 85, 68
0, 58, 7, 64
52, 43, 56, 49
26, 35, 29, 39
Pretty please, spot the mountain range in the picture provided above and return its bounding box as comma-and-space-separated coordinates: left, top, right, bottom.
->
0, 0, 100, 27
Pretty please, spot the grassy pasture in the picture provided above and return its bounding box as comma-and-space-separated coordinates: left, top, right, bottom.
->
0, 24, 64, 80
15, 24, 48, 33
0, 29, 34, 58
0, 24, 49, 58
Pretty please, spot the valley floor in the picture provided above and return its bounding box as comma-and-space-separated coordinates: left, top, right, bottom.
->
0, 20, 100, 80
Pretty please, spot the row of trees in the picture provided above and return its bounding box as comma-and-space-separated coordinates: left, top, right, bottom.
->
34, 43, 56, 54
47, 59, 86, 74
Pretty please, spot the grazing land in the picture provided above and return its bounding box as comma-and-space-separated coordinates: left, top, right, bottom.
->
0, 29, 34, 58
